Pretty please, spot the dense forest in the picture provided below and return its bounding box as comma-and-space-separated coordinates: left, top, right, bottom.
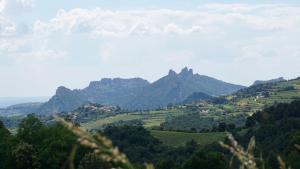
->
1, 100, 300, 169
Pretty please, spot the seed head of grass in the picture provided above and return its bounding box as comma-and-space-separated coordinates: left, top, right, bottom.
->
54, 115, 135, 169
219, 132, 257, 169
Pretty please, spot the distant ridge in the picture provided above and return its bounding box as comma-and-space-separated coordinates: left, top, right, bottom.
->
252, 77, 286, 86
37, 67, 245, 114
0, 96, 49, 108
0, 102, 44, 116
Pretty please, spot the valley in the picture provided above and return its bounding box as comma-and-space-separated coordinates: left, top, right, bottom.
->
2, 1, 300, 168
1, 73, 300, 169
71, 78, 300, 133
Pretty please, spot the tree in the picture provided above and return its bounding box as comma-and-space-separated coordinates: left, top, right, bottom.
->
245, 116, 256, 128
17, 114, 46, 145
183, 151, 226, 169
38, 124, 77, 169
104, 126, 165, 164
157, 158, 176, 169
15, 115, 80, 169
218, 122, 227, 132
227, 123, 236, 131
0, 120, 10, 136
78, 153, 112, 169
12, 142, 40, 169
0, 121, 15, 169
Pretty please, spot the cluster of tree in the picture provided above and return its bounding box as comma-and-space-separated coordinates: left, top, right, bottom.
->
234, 83, 273, 99
161, 112, 246, 133
239, 100, 300, 169
0, 114, 228, 169
103, 125, 227, 169
0, 115, 23, 129
212, 122, 236, 132
208, 96, 228, 104
280, 85, 295, 91
102, 119, 144, 130
0, 114, 122, 169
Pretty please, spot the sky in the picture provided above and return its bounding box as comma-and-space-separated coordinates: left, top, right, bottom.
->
0, 0, 300, 97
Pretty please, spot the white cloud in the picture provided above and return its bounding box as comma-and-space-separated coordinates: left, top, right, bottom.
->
1, 3, 300, 77
0, 38, 67, 63
0, 16, 16, 36
0, 0, 6, 12
163, 50, 195, 66
0, 0, 34, 15
1, 2, 300, 96
29, 4, 300, 39
14, 50, 67, 63
32, 8, 218, 37
236, 35, 300, 63
16, 0, 34, 8
0, 38, 25, 52
0, 30, 67, 62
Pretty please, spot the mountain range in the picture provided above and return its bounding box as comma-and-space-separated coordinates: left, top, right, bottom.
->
37, 67, 244, 114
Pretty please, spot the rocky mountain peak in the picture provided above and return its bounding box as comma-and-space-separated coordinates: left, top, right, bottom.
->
179, 67, 194, 77
55, 86, 72, 95
168, 69, 177, 76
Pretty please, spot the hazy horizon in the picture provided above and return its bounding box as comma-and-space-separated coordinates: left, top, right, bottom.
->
0, 66, 297, 98
1, 0, 300, 97
0, 96, 50, 108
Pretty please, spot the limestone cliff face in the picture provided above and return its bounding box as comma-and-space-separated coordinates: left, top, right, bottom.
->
38, 78, 149, 114
38, 67, 245, 114
125, 67, 245, 110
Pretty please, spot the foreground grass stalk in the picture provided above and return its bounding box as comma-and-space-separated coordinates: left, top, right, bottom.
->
277, 156, 291, 169
54, 115, 136, 169
220, 133, 295, 169
220, 132, 257, 169
295, 144, 300, 150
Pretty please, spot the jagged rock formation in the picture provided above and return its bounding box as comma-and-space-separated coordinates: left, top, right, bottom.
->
125, 67, 244, 110
38, 67, 245, 114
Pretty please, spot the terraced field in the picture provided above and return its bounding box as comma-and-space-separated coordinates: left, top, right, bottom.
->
81, 108, 185, 130
150, 130, 225, 147
228, 78, 300, 115
159, 79, 300, 131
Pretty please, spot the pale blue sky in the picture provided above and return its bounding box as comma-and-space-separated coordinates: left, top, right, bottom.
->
0, 0, 300, 97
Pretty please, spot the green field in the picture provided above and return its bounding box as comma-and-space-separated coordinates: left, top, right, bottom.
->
150, 130, 225, 147
81, 108, 185, 130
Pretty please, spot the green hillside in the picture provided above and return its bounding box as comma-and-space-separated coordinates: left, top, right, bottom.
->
225, 78, 300, 114
161, 78, 300, 131
81, 78, 300, 131
150, 130, 225, 147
